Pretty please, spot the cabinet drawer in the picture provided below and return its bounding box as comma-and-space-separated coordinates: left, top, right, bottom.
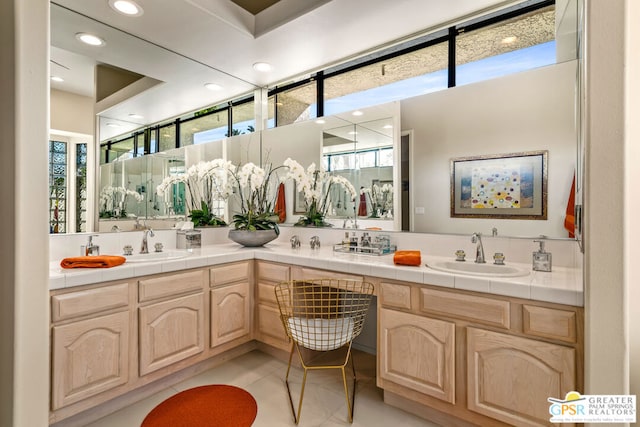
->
258, 261, 290, 283
139, 270, 205, 303
51, 282, 129, 322
379, 282, 412, 310
296, 267, 363, 283
523, 305, 577, 343
210, 262, 249, 287
257, 282, 278, 304
419, 288, 510, 329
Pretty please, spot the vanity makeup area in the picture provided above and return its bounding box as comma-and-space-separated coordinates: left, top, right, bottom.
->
49, 2, 583, 426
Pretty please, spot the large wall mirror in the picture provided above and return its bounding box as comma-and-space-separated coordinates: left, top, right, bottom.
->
51, 0, 581, 241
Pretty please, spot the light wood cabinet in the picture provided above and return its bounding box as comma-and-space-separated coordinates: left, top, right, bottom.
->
379, 308, 455, 403
50, 281, 132, 412
210, 282, 251, 347
467, 327, 576, 427
139, 292, 205, 375
255, 261, 291, 351
209, 261, 252, 349
51, 311, 130, 410
378, 280, 582, 427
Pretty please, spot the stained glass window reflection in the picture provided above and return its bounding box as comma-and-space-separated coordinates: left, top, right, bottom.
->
49, 140, 67, 233
76, 143, 87, 232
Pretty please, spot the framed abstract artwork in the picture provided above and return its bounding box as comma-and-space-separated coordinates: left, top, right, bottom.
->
450, 150, 548, 219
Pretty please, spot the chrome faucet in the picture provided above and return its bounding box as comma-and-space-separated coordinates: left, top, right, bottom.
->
342, 216, 359, 229
81, 234, 100, 256
471, 232, 486, 264
140, 228, 155, 254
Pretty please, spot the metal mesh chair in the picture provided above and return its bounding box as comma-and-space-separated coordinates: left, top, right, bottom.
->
274, 278, 374, 424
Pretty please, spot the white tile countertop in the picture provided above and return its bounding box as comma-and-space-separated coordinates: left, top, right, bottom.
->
50, 241, 583, 307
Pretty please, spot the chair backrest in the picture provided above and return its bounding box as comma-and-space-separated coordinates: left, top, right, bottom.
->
274, 279, 374, 351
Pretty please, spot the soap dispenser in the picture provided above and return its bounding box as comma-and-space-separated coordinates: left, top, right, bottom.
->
532, 239, 552, 272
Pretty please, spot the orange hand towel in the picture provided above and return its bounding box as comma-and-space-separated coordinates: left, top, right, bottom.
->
393, 250, 422, 266
275, 182, 286, 223
564, 174, 576, 238
61, 255, 126, 269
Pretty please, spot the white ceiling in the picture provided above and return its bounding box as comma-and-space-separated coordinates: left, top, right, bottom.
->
50, 0, 520, 140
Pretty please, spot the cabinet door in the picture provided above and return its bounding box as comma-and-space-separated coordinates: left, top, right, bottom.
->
210, 282, 251, 347
467, 327, 575, 427
51, 311, 129, 410
139, 293, 204, 376
257, 303, 290, 351
379, 308, 455, 403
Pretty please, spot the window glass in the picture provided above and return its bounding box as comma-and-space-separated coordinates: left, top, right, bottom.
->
75, 143, 87, 232
266, 96, 276, 129
321, 156, 329, 171
148, 128, 158, 154
456, 6, 556, 86
357, 151, 376, 169
272, 81, 316, 127
379, 148, 394, 167
134, 133, 145, 156
158, 124, 176, 152
183, 110, 229, 145
329, 153, 355, 171
100, 145, 108, 164
109, 137, 135, 161
232, 100, 256, 135
49, 140, 67, 233
324, 42, 448, 116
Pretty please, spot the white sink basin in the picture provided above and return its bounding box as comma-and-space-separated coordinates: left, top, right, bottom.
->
124, 250, 190, 263
427, 260, 530, 277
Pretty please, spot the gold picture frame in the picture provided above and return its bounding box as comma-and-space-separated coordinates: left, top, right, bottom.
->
450, 150, 548, 219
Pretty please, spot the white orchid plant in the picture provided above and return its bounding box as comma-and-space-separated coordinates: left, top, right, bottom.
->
284, 158, 357, 227
360, 183, 393, 218
99, 186, 144, 218
156, 159, 233, 227
227, 162, 282, 233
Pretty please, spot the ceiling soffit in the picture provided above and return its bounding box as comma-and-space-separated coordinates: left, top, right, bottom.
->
230, 0, 280, 15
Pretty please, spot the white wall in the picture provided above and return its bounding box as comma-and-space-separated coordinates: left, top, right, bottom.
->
625, 0, 640, 404
0, 0, 50, 425
402, 61, 577, 238
50, 88, 94, 135
262, 119, 324, 224
584, 0, 627, 411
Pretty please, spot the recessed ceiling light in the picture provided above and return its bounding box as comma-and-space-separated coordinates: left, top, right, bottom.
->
51, 76, 64, 82
253, 62, 272, 72
76, 33, 105, 46
128, 113, 144, 119
108, 0, 144, 16
501, 36, 518, 44
383, 124, 393, 129
204, 83, 223, 91
348, 131, 358, 135
352, 111, 364, 116
315, 119, 326, 124
106, 122, 121, 128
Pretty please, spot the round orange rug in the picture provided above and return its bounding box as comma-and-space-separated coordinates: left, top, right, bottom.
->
141, 385, 257, 427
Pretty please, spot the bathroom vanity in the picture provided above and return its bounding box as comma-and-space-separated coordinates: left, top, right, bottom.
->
48, 237, 582, 427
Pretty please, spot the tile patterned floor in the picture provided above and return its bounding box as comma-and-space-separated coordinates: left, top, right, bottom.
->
85, 350, 439, 427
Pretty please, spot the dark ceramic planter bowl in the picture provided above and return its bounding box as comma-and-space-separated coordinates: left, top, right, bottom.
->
228, 229, 279, 247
